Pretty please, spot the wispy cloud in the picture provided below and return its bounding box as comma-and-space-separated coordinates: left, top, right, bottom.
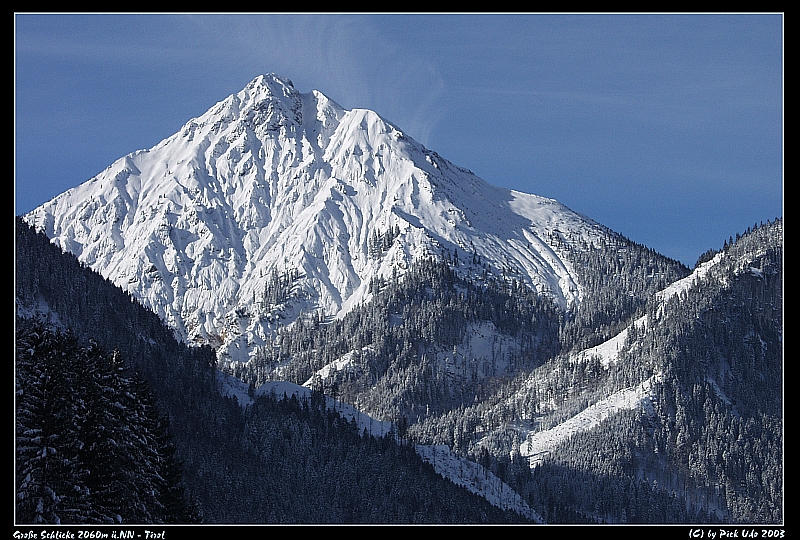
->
181, 14, 449, 146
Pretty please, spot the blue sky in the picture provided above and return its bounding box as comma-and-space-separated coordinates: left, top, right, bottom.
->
14, 13, 783, 266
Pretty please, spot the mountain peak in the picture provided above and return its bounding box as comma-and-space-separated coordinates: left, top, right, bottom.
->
24, 73, 614, 364
243, 73, 296, 97
182, 73, 306, 139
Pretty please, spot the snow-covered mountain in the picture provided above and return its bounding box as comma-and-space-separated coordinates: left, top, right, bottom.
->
16, 72, 782, 524
24, 73, 611, 365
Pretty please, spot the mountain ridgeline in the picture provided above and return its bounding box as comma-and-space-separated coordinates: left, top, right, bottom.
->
16, 74, 782, 524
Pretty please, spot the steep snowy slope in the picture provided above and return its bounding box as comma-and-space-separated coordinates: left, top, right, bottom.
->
24, 74, 610, 365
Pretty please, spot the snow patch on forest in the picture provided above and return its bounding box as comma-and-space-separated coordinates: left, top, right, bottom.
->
414, 444, 545, 523
569, 315, 648, 368
656, 252, 725, 304
511, 245, 751, 470
300, 346, 373, 388
519, 375, 660, 468
570, 252, 726, 371
15, 295, 64, 329
300, 321, 526, 393
217, 370, 541, 521
217, 370, 394, 437
434, 321, 521, 379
